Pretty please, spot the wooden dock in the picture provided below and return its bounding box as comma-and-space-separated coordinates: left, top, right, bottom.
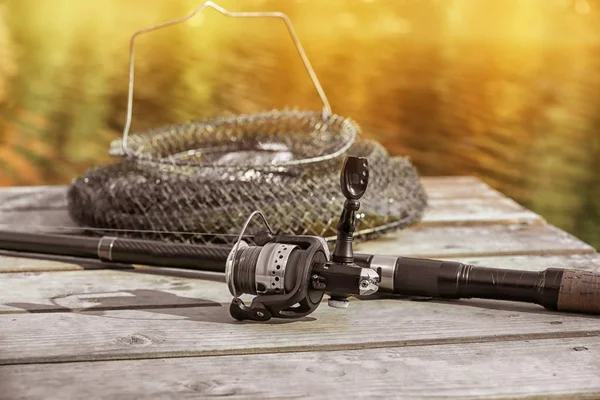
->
1, 177, 599, 399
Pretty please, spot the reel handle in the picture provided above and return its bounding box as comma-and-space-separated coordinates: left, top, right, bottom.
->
332, 156, 369, 265
224, 155, 378, 321
323, 156, 378, 308
340, 156, 369, 200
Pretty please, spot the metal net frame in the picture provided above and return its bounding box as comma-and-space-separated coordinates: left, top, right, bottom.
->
66, 2, 428, 245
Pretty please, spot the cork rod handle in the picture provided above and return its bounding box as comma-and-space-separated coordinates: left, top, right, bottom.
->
557, 270, 600, 314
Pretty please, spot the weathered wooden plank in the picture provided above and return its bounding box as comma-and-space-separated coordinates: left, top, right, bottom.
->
0, 185, 71, 233
420, 196, 543, 226
0, 185, 67, 211
0, 185, 73, 231
422, 176, 482, 184
0, 178, 507, 232
0, 251, 130, 273
421, 176, 504, 199
2, 295, 600, 365
3, 336, 599, 399
1, 200, 514, 232
357, 223, 596, 258
0, 210, 79, 233
2, 254, 599, 314
0, 269, 229, 313
0, 194, 544, 243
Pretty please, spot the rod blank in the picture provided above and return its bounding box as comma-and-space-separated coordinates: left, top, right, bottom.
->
0, 230, 230, 272
1, 230, 598, 315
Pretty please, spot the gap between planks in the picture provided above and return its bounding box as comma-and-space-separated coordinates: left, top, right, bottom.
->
1, 323, 599, 366
2, 297, 600, 365
2, 336, 599, 399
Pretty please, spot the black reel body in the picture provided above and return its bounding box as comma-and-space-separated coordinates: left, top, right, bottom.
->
225, 155, 380, 322
226, 234, 329, 321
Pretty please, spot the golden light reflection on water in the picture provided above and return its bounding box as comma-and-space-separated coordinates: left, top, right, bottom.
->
0, 0, 599, 247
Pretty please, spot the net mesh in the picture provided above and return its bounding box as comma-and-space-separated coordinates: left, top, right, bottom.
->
66, 110, 428, 245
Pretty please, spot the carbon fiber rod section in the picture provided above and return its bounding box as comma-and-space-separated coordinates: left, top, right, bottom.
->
0, 230, 230, 272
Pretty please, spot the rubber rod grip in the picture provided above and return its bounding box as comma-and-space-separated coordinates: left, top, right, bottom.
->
557, 270, 600, 314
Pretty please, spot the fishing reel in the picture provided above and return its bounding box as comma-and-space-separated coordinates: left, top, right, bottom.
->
225, 156, 380, 321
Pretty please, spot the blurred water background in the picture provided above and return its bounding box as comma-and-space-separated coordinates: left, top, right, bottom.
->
0, 0, 598, 248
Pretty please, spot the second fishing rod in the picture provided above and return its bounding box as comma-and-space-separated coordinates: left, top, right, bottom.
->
0, 156, 598, 321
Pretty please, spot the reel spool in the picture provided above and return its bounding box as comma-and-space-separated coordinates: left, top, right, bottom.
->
225, 234, 330, 321
224, 156, 380, 321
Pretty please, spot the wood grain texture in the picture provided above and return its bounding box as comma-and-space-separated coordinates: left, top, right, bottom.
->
2, 297, 600, 365
0, 185, 74, 231
0, 185, 67, 211
356, 223, 596, 258
0, 209, 79, 232
0, 251, 133, 273
0, 178, 516, 235
0, 195, 542, 233
0, 269, 230, 314
420, 176, 504, 199
421, 196, 543, 226
3, 336, 599, 400
0, 254, 95, 273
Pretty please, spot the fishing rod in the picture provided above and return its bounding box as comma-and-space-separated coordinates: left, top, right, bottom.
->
1, 156, 599, 321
